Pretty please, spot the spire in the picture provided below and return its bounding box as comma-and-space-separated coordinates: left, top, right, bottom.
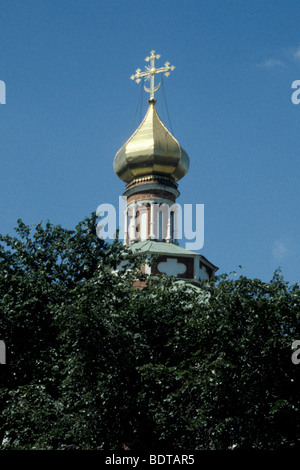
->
114, 50, 189, 185
130, 50, 175, 101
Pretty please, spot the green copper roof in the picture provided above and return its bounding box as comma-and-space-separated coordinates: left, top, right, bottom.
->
129, 240, 218, 271
129, 240, 197, 257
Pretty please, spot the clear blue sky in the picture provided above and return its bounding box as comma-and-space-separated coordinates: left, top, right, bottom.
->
0, 0, 299, 284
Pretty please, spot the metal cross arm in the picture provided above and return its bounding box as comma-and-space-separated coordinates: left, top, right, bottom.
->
130, 50, 175, 101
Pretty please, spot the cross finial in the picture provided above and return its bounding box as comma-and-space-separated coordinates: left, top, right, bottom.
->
130, 50, 175, 101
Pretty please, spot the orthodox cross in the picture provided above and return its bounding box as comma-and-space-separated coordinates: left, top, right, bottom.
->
130, 50, 175, 101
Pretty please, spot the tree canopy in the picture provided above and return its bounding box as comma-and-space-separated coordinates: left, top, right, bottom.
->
0, 215, 299, 450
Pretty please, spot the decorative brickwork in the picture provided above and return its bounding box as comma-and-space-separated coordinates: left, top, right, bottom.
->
126, 175, 178, 191
127, 190, 176, 205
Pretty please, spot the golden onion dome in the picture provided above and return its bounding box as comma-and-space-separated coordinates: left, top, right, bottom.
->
113, 100, 190, 184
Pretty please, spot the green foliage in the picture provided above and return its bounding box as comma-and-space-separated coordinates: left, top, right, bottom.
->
0, 216, 299, 450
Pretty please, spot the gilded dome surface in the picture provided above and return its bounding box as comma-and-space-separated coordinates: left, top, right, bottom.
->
113, 101, 190, 184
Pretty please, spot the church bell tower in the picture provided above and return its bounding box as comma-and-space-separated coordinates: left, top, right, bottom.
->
113, 50, 217, 285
